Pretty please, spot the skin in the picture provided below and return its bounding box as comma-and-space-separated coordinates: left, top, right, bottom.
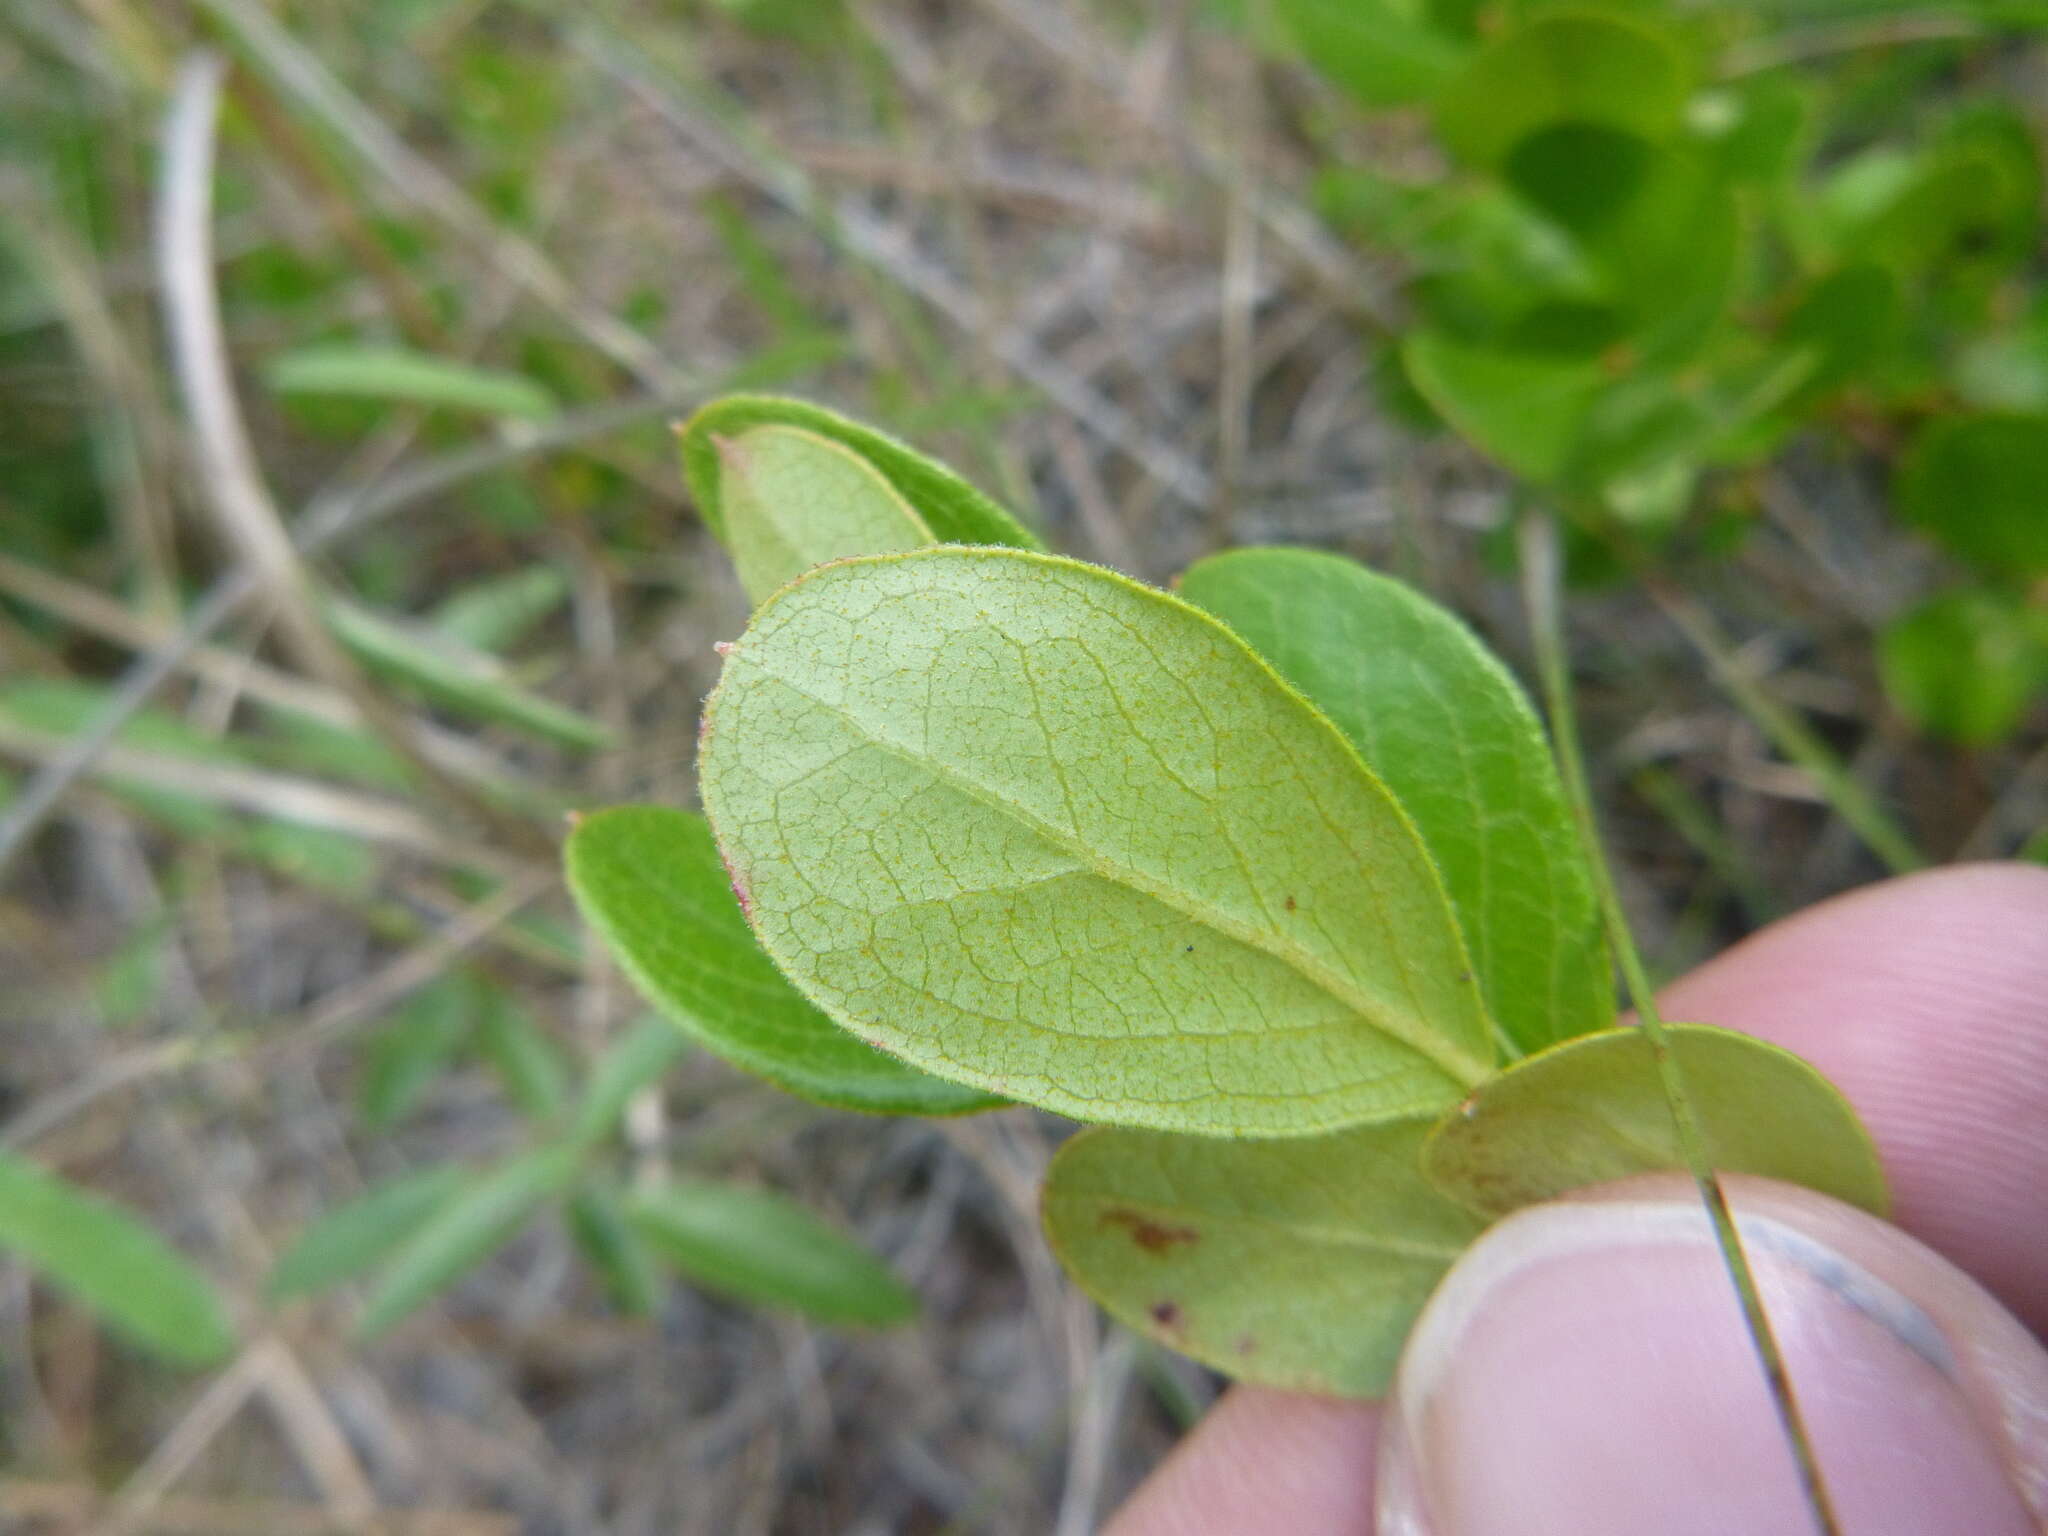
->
1106, 862, 2048, 1534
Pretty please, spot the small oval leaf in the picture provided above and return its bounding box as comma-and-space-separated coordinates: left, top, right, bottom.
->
680, 394, 1042, 552
565, 806, 1000, 1116
624, 1180, 916, 1327
1896, 412, 2048, 581
0, 1150, 237, 1367
700, 548, 1495, 1136
711, 424, 937, 603
1182, 548, 1610, 1054
1043, 1119, 1483, 1398
1435, 12, 1689, 171
1403, 332, 1603, 483
1422, 1024, 1890, 1219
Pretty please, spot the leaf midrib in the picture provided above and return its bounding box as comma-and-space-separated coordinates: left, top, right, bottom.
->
724, 655, 1491, 1090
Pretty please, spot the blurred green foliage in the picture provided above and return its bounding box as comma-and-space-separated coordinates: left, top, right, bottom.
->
1257, 0, 2048, 744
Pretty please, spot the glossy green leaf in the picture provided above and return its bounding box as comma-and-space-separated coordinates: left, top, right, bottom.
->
623, 1180, 916, 1327
1422, 1024, 1890, 1219
1278, 0, 1469, 108
1403, 331, 1602, 481
565, 807, 998, 1116
569, 1017, 689, 1147
324, 595, 614, 750
269, 1164, 467, 1298
266, 344, 556, 420
700, 548, 1495, 1135
710, 424, 936, 604
1897, 413, 2048, 580
567, 1184, 664, 1316
1881, 588, 2048, 746
1181, 549, 1609, 1053
357, 975, 474, 1129
679, 394, 1041, 551
477, 997, 570, 1120
1043, 1118, 1483, 1398
0, 1150, 236, 1366
355, 1148, 577, 1339
1435, 13, 1688, 171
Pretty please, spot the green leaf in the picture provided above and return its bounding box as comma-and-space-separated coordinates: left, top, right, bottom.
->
355, 1148, 577, 1339
565, 807, 997, 1116
709, 424, 937, 604
0, 1150, 236, 1367
679, 394, 1041, 551
1881, 588, 2048, 746
430, 565, 571, 653
1953, 315, 2048, 412
1896, 413, 2048, 580
357, 975, 475, 1129
1422, 1024, 1890, 1219
1435, 12, 1689, 171
477, 997, 570, 1120
266, 344, 556, 420
1690, 76, 1812, 187
567, 1184, 664, 1316
1277, 0, 1469, 108
623, 1180, 916, 1326
323, 594, 614, 750
269, 1164, 467, 1298
1778, 264, 1900, 405
1042, 1118, 1483, 1398
700, 548, 1495, 1136
1181, 549, 1609, 1053
1403, 331, 1602, 481
569, 1017, 689, 1147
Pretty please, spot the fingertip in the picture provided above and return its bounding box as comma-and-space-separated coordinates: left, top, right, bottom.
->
1378, 1177, 2048, 1536
1104, 1388, 1379, 1536
1656, 862, 2048, 1332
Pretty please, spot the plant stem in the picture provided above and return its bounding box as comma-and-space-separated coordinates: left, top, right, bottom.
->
1641, 573, 1925, 878
1519, 515, 1843, 1536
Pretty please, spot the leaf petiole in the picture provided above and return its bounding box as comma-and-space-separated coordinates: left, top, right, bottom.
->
1519, 512, 1843, 1536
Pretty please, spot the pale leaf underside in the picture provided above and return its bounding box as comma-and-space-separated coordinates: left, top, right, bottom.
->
701, 548, 1495, 1136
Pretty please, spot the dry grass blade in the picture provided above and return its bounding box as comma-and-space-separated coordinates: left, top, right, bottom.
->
0, 387, 689, 880
0, 722, 536, 878
572, 25, 1214, 506
155, 50, 550, 860
191, 0, 679, 392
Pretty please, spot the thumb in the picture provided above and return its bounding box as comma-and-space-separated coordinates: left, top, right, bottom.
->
1376, 1175, 2048, 1536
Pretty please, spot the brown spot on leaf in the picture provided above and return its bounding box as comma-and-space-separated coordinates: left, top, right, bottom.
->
1149, 1300, 1183, 1335
1234, 1334, 1258, 1356
1101, 1208, 1200, 1254
1284, 895, 1297, 912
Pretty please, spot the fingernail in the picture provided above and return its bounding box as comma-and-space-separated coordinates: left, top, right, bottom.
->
1377, 1183, 2048, 1536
